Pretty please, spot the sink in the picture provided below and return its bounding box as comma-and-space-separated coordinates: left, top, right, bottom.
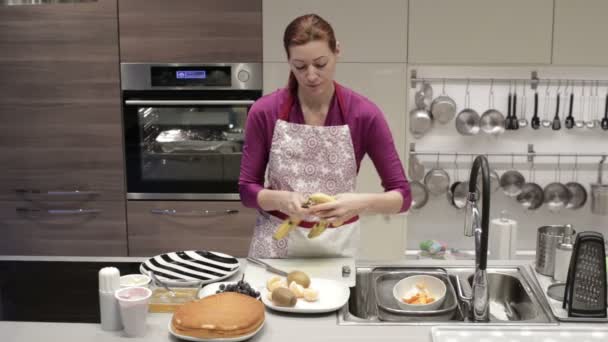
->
338, 266, 556, 325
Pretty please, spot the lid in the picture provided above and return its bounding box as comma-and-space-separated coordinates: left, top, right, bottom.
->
99, 267, 120, 292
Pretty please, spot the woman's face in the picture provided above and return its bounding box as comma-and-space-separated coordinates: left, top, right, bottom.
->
288, 40, 339, 97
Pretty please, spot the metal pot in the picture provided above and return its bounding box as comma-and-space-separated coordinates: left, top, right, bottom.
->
410, 83, 434, 138
591, 156, 608, 215
410, 181, 430, 210
430, 80, 456, 124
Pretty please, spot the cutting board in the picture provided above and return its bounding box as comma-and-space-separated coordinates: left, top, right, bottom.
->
242, 257, 355, 288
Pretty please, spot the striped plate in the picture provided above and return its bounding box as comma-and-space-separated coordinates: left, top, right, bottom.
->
139, 250, 240, 287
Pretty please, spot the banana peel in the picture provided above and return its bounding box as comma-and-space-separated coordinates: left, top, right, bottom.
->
273, 218, 300, 240
307, 220, 328, 239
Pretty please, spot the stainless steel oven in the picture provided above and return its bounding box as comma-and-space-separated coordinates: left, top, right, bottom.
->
121, 63, 262, 200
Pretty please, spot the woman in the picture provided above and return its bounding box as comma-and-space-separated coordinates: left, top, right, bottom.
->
239, 14, 411, 258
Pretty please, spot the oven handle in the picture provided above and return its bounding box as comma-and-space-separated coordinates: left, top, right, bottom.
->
124, 100, 255, 106
150, 209, 239, 217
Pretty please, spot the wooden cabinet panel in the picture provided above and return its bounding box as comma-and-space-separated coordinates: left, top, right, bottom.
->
0, 0, 124, 204
408, 0, 553, 64
263, 0, 407, 62
553, 0, 608, 65
127, 201, 257, 257
119, 0, 262, 62
0, 200, 127, 256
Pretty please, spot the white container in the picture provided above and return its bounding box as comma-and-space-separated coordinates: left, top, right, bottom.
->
99, 267, 122, 331
553, 235, 574, 282
392, 274, 446, 311
120, 274, 151, 289
115, 286, 152, 337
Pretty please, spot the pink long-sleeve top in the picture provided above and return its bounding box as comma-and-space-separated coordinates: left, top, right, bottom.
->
239, 85, 412, 213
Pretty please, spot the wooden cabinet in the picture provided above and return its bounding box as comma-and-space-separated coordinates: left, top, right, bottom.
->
553, 0, 608, 66
118, 0, 262, 63
408, 0, 553, 64
127, 201, 257, 257
263, 0, 407, 62
0, 201, 127, 256
0, 0, 126, 256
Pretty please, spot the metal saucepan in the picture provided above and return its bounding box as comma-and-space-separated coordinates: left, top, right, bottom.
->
455, 81, 480, 135
431, 79, 457, 124
500, 154, 525, 197
591, 156, 608, 216
410, 181, 430, 210
408, 155, 426, 181
565, 156, 587, 210
516, 160, 544, 210
543, 156, 572, 212
415, 81, 434, 109
424, 154, 450, 196
479, 81, 505, 135
410, 83, 434, 138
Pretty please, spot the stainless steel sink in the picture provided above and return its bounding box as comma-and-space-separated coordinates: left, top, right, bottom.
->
338, 265, 556, 325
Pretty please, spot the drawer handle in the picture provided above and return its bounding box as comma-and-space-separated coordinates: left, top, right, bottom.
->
125, 100, 255, 106
16, 189, 100, 197
150, 209, 239, 217
16, 208, 102, 215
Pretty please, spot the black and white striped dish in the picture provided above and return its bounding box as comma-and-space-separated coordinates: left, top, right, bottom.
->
139, 250, 240, 286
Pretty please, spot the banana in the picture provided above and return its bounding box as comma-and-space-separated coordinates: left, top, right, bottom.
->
307, 220, 328, 239
273, 218, 300, 240
307, 193, 336, 205
307, 193, 344, 228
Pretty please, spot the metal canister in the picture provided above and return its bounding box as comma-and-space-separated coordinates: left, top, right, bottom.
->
535, 224, 575, 276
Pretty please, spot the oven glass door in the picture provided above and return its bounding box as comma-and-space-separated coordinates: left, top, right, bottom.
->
123, 91, 259, 199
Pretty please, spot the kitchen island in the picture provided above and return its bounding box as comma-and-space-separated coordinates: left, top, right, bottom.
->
1, 256, 607, 342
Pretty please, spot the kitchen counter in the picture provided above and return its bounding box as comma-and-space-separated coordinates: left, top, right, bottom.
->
2, 256, 608, 342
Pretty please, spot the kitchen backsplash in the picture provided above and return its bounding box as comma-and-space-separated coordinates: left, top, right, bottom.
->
406, 65, 608, 255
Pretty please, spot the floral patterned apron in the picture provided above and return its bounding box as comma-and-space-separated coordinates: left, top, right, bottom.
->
248, 83, 360, 258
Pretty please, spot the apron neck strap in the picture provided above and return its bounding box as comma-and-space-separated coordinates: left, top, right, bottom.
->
279, 81, 347, 122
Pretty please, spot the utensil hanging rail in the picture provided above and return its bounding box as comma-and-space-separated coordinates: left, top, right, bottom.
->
409, 143, 606, 160
410, 69, 608, 90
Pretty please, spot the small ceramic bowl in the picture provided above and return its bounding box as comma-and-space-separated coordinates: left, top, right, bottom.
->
120, 274, 152, 289
392, 274, 446, 311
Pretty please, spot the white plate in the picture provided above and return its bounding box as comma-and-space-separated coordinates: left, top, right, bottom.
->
197, 281, 261, 300
140, 250, 240, 287
261, 278, 350, 314
168, 320, 264, 342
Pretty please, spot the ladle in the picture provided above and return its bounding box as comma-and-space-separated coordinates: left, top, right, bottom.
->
551, 82, 561, 131
564, 85, 575, 129
541, 80, 552, 128
518, 81, 529, 128
602, 93, 608, 131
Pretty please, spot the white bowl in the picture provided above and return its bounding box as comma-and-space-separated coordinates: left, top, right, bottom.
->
120, 274, 151, 289
392, 274, 446, 311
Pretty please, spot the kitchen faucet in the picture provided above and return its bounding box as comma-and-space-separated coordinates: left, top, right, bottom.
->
461, 155, 491, 322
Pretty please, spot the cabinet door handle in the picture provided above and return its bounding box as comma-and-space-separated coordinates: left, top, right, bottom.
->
16, 189, 100, 197
150, 209, 239, 217
16, 208, 102, 215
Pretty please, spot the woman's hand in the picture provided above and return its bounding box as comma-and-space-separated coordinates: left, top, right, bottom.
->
307, 193, 369, 225
274, 191, 310, 220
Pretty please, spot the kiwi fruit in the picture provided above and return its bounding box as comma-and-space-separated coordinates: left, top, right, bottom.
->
287, 270, 311, 288
271, 287, 297, 307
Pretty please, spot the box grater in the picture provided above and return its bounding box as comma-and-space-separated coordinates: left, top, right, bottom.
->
563, 231, 607, 318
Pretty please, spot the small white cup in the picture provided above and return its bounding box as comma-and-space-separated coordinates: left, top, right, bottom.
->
114, 286, 152, 337
120, 274, 151, 289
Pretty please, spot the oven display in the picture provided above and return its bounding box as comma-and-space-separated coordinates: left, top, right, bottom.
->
151, 66, 231, 87
176, 70, 207, 79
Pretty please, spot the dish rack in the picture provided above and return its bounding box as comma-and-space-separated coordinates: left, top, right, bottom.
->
372, 268, 462, 322
528, 264, 608, 322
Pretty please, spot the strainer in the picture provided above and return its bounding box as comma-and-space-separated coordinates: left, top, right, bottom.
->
424, 153, 450, 196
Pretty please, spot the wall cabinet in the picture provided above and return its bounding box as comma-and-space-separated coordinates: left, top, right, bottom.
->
408, 0, 553, 65
263, 0, 407, 62
118, 0, 262, 63
127, 201, 256, 257
553, 0, 608, 66
0, 0, 126, 256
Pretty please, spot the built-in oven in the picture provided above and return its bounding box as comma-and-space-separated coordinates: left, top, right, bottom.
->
121, 63, 262, 200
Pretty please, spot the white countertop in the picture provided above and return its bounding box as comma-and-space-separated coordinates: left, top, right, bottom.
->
2, 257, 608, 342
